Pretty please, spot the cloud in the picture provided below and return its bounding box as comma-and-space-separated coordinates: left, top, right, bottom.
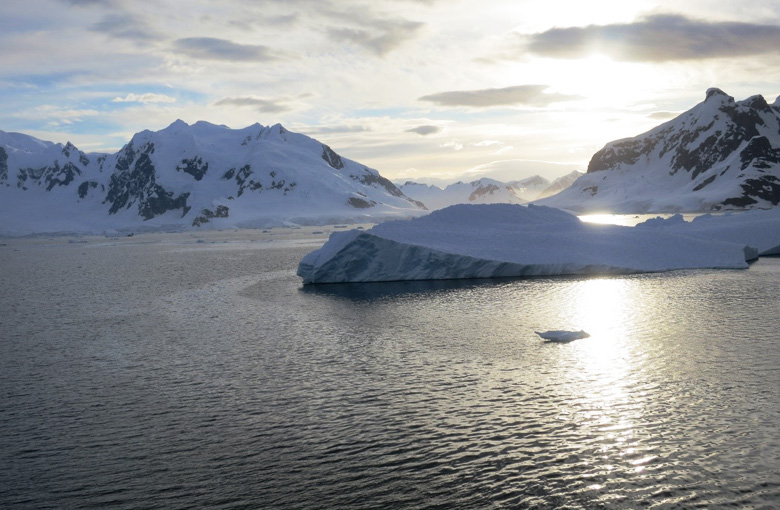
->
523, 14, 780, 62
308, 124, 371, 134
112, 93, 176, 104
419, 85, 581, 108
92, 13, 160, 41
229, 13, 299, 31
16, 105, 100, 124
406, 125, 440, 135
326, 17, 424, 56
173, 37, 281, 62
647, 110, 680, 120
441, 140, 463, 151
215, 96, 295, 114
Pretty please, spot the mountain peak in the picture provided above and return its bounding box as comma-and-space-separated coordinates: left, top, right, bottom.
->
705, 87, 730, 100
165, 119, 190, 130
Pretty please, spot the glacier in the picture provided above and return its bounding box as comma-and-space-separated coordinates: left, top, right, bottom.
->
297, 204, 759, 284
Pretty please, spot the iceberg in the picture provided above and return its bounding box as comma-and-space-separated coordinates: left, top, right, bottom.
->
536, 330, 590, 342
297, 204, 756, 284
635, 208, 780, 256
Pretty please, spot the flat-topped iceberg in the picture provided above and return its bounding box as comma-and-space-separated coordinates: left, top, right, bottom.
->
635, 208, 780, 256
297, 204, 758, 284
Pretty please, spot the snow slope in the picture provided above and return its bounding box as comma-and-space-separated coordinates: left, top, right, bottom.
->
0, 121, 426, 235
535, 171, 583, 200
297, 203, 755, 283
537, 89, 780, 213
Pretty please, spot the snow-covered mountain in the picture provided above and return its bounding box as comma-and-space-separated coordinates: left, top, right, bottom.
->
398, 176, 552, 210
537, 89, 780, 213
507, 175, 552, 200
535, 171, 583, 200
0, 121, 426, 235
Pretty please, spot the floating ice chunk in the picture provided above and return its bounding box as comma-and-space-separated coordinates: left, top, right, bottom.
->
536, 330, 590, 342
297, 204, 754, 284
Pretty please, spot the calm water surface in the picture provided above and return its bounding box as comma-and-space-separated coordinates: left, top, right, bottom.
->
2, 229, 780, 509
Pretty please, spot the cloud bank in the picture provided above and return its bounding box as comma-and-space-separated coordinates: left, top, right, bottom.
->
173, 38, 281, 62
524, 14, 780, 62
419, 85, 581, 108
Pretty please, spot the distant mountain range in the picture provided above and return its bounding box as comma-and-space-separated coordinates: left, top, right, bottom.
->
537, 88, 780, 213
398, 172, 582, 211
0, 121, 427, 235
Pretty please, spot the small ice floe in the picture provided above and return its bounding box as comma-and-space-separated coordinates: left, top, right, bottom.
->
535, 330, 590, 342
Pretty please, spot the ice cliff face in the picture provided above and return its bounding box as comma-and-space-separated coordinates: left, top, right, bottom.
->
537, 89, 780, 212
0, 121, 426, 235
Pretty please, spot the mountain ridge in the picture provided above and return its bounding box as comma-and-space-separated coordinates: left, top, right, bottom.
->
0, 121, 426, 235
537, 88, 780, 213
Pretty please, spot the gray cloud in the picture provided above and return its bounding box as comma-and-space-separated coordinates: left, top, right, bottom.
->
419, 85, 581, 108
215, 96, 293, 113
327, 18, 424, 56
308, 124, 371, 134
173, 37, 280, 62
406, 125, 441, 135
524, 14, 780, 62
92, 13, 160, 41
647, 110, 680, 120
228, 13, 299, 31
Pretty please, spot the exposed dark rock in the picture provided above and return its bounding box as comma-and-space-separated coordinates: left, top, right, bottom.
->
234, 165, 262, 197
177, 156, 209, 181
15, 161, 82, 191
138, 188, 190, 220
692, 175, 716, 191
348, 197, 376, 208
353, 170, 405, 197
739, 136, 780, 170
61, 142, 76, 158
321, 144, 344, 169
723, 175, 780, 207
104, 143, 189, 219
45, 162, 81, 191
222, 168, 236, 180
77, 180, 99, 199
192, 205, 230, 226
469, 184, 501, 201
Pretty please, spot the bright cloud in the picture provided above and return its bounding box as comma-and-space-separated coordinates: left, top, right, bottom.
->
113, 93, 177, 104
419, 85, 582, 108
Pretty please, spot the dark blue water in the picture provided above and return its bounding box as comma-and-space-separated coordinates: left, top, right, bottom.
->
2, 232, 780, 509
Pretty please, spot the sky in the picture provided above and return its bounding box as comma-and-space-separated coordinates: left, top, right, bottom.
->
2, 0, 780, 184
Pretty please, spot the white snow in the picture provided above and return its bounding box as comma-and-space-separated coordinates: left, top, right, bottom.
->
297, 203, 756, 284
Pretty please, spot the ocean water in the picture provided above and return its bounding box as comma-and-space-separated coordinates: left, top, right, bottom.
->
2, 229, 780, 509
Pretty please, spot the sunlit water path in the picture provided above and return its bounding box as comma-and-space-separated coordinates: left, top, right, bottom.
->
2, 229, 780, 509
